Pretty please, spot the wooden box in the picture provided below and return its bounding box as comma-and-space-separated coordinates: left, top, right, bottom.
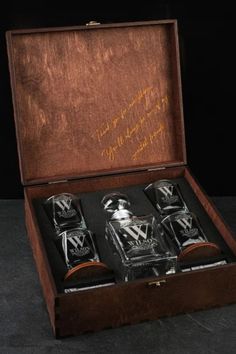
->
6, 20, 236, 338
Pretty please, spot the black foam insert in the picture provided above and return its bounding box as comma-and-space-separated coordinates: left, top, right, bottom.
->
33, 177, 236, 293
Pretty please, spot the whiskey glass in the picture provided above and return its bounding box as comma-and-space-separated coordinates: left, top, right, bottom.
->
57, 228, 109, 281
44, 193, 87, 233
161, 211, 221, 262
44, 193, 109, 281
144, 179, 188, 215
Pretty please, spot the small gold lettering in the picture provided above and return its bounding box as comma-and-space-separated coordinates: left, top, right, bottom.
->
92, 86, 154, 143
132, 123, 164, 161
101, 144, 118, 161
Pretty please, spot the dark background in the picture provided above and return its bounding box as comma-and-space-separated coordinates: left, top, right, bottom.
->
0, 1, 235, 198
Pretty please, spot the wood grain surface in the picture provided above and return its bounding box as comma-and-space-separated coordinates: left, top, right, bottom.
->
7, 21, 185, 185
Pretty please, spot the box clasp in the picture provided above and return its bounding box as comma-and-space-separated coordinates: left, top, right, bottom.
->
147, 279, 167, 288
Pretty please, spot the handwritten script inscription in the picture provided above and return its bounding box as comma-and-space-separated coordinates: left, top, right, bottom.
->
92, 87, 153, 144
92, 86, 169, 161
132, 123, 164, 161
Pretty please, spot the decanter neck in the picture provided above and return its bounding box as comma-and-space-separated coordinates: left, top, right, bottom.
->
111, 209, 133, 221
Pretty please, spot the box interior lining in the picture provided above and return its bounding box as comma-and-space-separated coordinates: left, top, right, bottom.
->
33, 175, 236, 293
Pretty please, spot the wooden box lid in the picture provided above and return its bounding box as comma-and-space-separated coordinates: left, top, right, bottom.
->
6, 20, 186, 186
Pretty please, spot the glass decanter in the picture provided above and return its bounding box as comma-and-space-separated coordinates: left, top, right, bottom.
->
101, 192, 177, 281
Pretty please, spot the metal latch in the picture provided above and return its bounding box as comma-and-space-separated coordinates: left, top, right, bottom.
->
86, 21, 101, 26
147, 279, 167, 288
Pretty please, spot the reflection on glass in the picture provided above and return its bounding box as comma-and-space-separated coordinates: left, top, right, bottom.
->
44, 193, 109, 282
57, 228, 109, 281
101, 192, 177, 281
144, 180, 188, 215
44, 193, 87, 233
161, 211, 221, 261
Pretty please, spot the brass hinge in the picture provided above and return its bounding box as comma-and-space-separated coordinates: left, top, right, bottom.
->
148, 167, 166, 172
48, 179, 68, 185
86, 21, 101, 26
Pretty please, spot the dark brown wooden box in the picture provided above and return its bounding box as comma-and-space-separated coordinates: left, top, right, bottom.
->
6, 20, 236, 338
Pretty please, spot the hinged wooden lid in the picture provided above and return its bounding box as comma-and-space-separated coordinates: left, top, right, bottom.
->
6, 20, 186, 186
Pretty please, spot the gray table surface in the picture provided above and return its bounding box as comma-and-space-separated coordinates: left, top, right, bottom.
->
1, 197, 236, 354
